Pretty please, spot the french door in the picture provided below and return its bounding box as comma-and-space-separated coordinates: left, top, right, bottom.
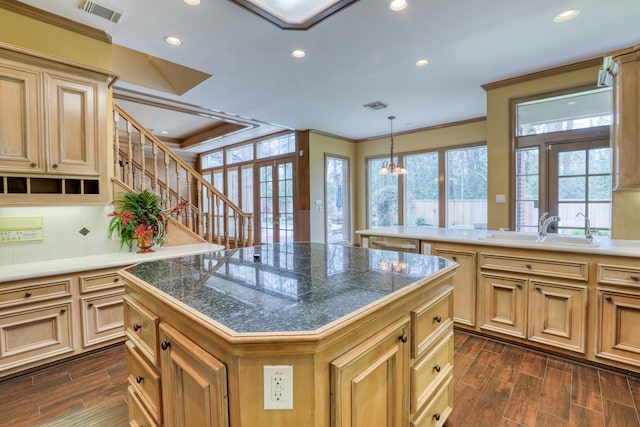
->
257, 159, 294, 244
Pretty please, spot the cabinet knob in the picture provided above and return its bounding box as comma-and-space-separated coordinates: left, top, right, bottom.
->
525, 263, 532, 269
113, 277, 120, 282
30, 162, 37, 168
631, 274, 639, 281
434, 365, 441, 373
25, 291, 32, 298
88, 302, 93, 308
133, 324, 141, 332
161, 341, 171, 351
135, 376, 144, 384
535, 286, 541, 292
605, 295, 613, 302
60, 308, 66, 314
433, 413, 441, 421
52, 163, 59, 169
434, 315, 442, 323
452, 256, 457, 261
516, 283, 523, 289
399, 333, 408, 343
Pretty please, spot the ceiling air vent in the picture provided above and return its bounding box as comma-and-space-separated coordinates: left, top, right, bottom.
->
363, 101, 388, 111
80, 0, 123, 23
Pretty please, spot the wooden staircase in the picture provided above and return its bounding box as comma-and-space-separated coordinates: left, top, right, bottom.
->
112, 103, 253, 249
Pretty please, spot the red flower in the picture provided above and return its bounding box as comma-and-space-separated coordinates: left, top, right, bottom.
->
135, 225, 148, 237
107, 211, 118, 217
121, 211, 134, 226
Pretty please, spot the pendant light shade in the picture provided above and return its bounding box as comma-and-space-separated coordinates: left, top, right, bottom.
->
378, 116, 407, 175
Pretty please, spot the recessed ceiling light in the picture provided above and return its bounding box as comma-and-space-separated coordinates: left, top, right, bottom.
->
161, 130, 169, 134
164, 36, 183, 46
416, 59, 429, 67
183, 0, 200, 4
389, 0, 407, 11
291, 49, 306, 58
568, 101, 577, 105
554, 9, 579, 22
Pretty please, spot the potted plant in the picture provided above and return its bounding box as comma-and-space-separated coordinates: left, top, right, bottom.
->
108, 190, 185, 252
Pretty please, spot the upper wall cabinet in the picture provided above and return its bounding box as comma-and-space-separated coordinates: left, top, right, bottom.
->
0, 44, 114, 205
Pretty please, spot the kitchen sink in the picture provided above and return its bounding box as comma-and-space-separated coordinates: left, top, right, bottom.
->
479, 232, 598, 247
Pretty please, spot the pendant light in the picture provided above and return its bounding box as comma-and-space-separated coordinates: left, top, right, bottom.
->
378, 116, 407, 175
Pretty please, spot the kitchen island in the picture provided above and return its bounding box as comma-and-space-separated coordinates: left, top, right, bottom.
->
120, 242, 457, 427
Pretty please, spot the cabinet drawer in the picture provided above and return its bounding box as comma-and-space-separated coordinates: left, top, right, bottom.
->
124, 295, 159, 366
0, 301, 73, 373
596, 290, 640, 367
411, 330, 453, 413
128, 385, 158, 427
80, 291, 125, 348
598, 264, 640, 288
79, 271, 122, 293
480, 253, 588, 281
410, 377, 453, 427
411, 287, 453, 359
0, 280, 71, 309
126, 340, 162, 423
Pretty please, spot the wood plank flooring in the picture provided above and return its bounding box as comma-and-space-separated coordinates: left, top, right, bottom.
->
1, 332, 639, 426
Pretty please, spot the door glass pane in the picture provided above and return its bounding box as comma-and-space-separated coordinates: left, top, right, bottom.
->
259, 165, 274, 244
241, 166, 253, 213
558, 150, 586, 176
589, 148, 611, 174
445, 146, 487, 229
368, 158, 398, 227
227, 168, 238, 237
515, 147, 539, 232
405, 152, 438, 227
326, 156, 350, 244
278, 162, 294, 245
558, 176, 586, 200
589, 175, 612, 200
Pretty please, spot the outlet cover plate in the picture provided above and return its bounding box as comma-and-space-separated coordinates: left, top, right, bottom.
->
263, 365, 293, 410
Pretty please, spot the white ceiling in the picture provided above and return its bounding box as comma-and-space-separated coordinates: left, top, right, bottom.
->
15, 0, 640, 152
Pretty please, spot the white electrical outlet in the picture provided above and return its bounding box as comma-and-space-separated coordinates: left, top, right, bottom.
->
263, 365, 293, 410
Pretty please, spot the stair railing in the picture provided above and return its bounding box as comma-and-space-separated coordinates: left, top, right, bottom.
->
112, 103, 253, 249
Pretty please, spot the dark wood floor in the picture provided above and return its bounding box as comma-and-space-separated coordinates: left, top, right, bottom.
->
1, 332, 639, 426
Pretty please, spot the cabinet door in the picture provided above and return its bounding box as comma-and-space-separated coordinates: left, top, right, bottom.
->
0, 301, 73, 372
159, 322, 229, 427
331, 317, 410, 427
80, 291, 125, 348
45, 72, 100, 175
528, 281, 587, 353
597, 290, 640, 367
0, 61, 43, 173
435, 249, 476, 327
480, 274, 526, 338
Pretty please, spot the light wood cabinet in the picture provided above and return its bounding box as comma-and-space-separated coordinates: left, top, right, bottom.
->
596, 289, 640, 367
434, 248, 476, 327
0, 59, 42, 173
80, 291, 124, 348
160, 322, 229, 427
481, 273, 527, 338
331, 317, 409, 427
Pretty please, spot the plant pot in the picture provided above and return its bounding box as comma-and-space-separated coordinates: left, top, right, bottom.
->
137, 228, 155, 253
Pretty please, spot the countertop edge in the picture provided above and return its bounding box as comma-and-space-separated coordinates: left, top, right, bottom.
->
0, 243, 225, 283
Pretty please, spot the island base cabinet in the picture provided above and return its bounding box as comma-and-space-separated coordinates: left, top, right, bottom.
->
330, 317, 410, 427
480, 274, 526, 338
597, 290, 640, 367
434, 249, 476, 327
159, 322, 229, 427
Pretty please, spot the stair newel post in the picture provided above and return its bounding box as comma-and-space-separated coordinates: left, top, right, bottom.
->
247, 214, 253, 247
216, 196, 222, 246
206, 187, 213, 242
151, 142, 159, 194
186, 172, 193, 231
197, 183, 204, 237
223, 200, 230, 248
126, 121, 133, 187
139, 133, 147, 191
234, 211, 239, 248
163, 154, 171, 207
175, 163, 181, 210
113, 111, 122, 181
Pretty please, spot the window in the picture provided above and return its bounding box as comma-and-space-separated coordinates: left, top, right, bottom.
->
226, 144, 253, 164
446, 146, 487, 229
366, 144, 486, 229
256, 133, 295, 159
325, 155, 350, 243
514, 88, 612, 235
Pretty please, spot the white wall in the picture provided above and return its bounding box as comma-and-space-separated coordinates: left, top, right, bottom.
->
0, 205, 123, 265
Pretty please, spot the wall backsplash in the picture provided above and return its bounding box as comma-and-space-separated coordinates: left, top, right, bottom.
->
0, 205, 123, 265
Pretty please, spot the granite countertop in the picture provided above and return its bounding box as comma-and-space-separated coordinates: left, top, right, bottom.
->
356, 226, 640, 257
125, 242, 454, 334
0, 243, 224, 283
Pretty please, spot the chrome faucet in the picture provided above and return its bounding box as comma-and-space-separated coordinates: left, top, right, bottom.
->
539, 212, 560, 237
577, 212, 594, 241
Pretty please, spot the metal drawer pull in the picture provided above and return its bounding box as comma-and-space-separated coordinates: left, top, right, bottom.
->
133, 324, 141, 332
525, 263, 532, 269
516, 283, 523, 289
434, 365, 441, 373
452, 256, 457, 261
631, 274, 639, 281
399, 333, 408, 343
113, 277, 120, 282
434, 315, 442, 323
88, 303, 93, 308
25, 291, 32, 297
535, 286, 541, 292
161, 341, 171, 351
605, 295, 613, 302
433, 413, 441, 421
30, 162, 37, 168
136, 376, 144, 384
60, 308, 66, 314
